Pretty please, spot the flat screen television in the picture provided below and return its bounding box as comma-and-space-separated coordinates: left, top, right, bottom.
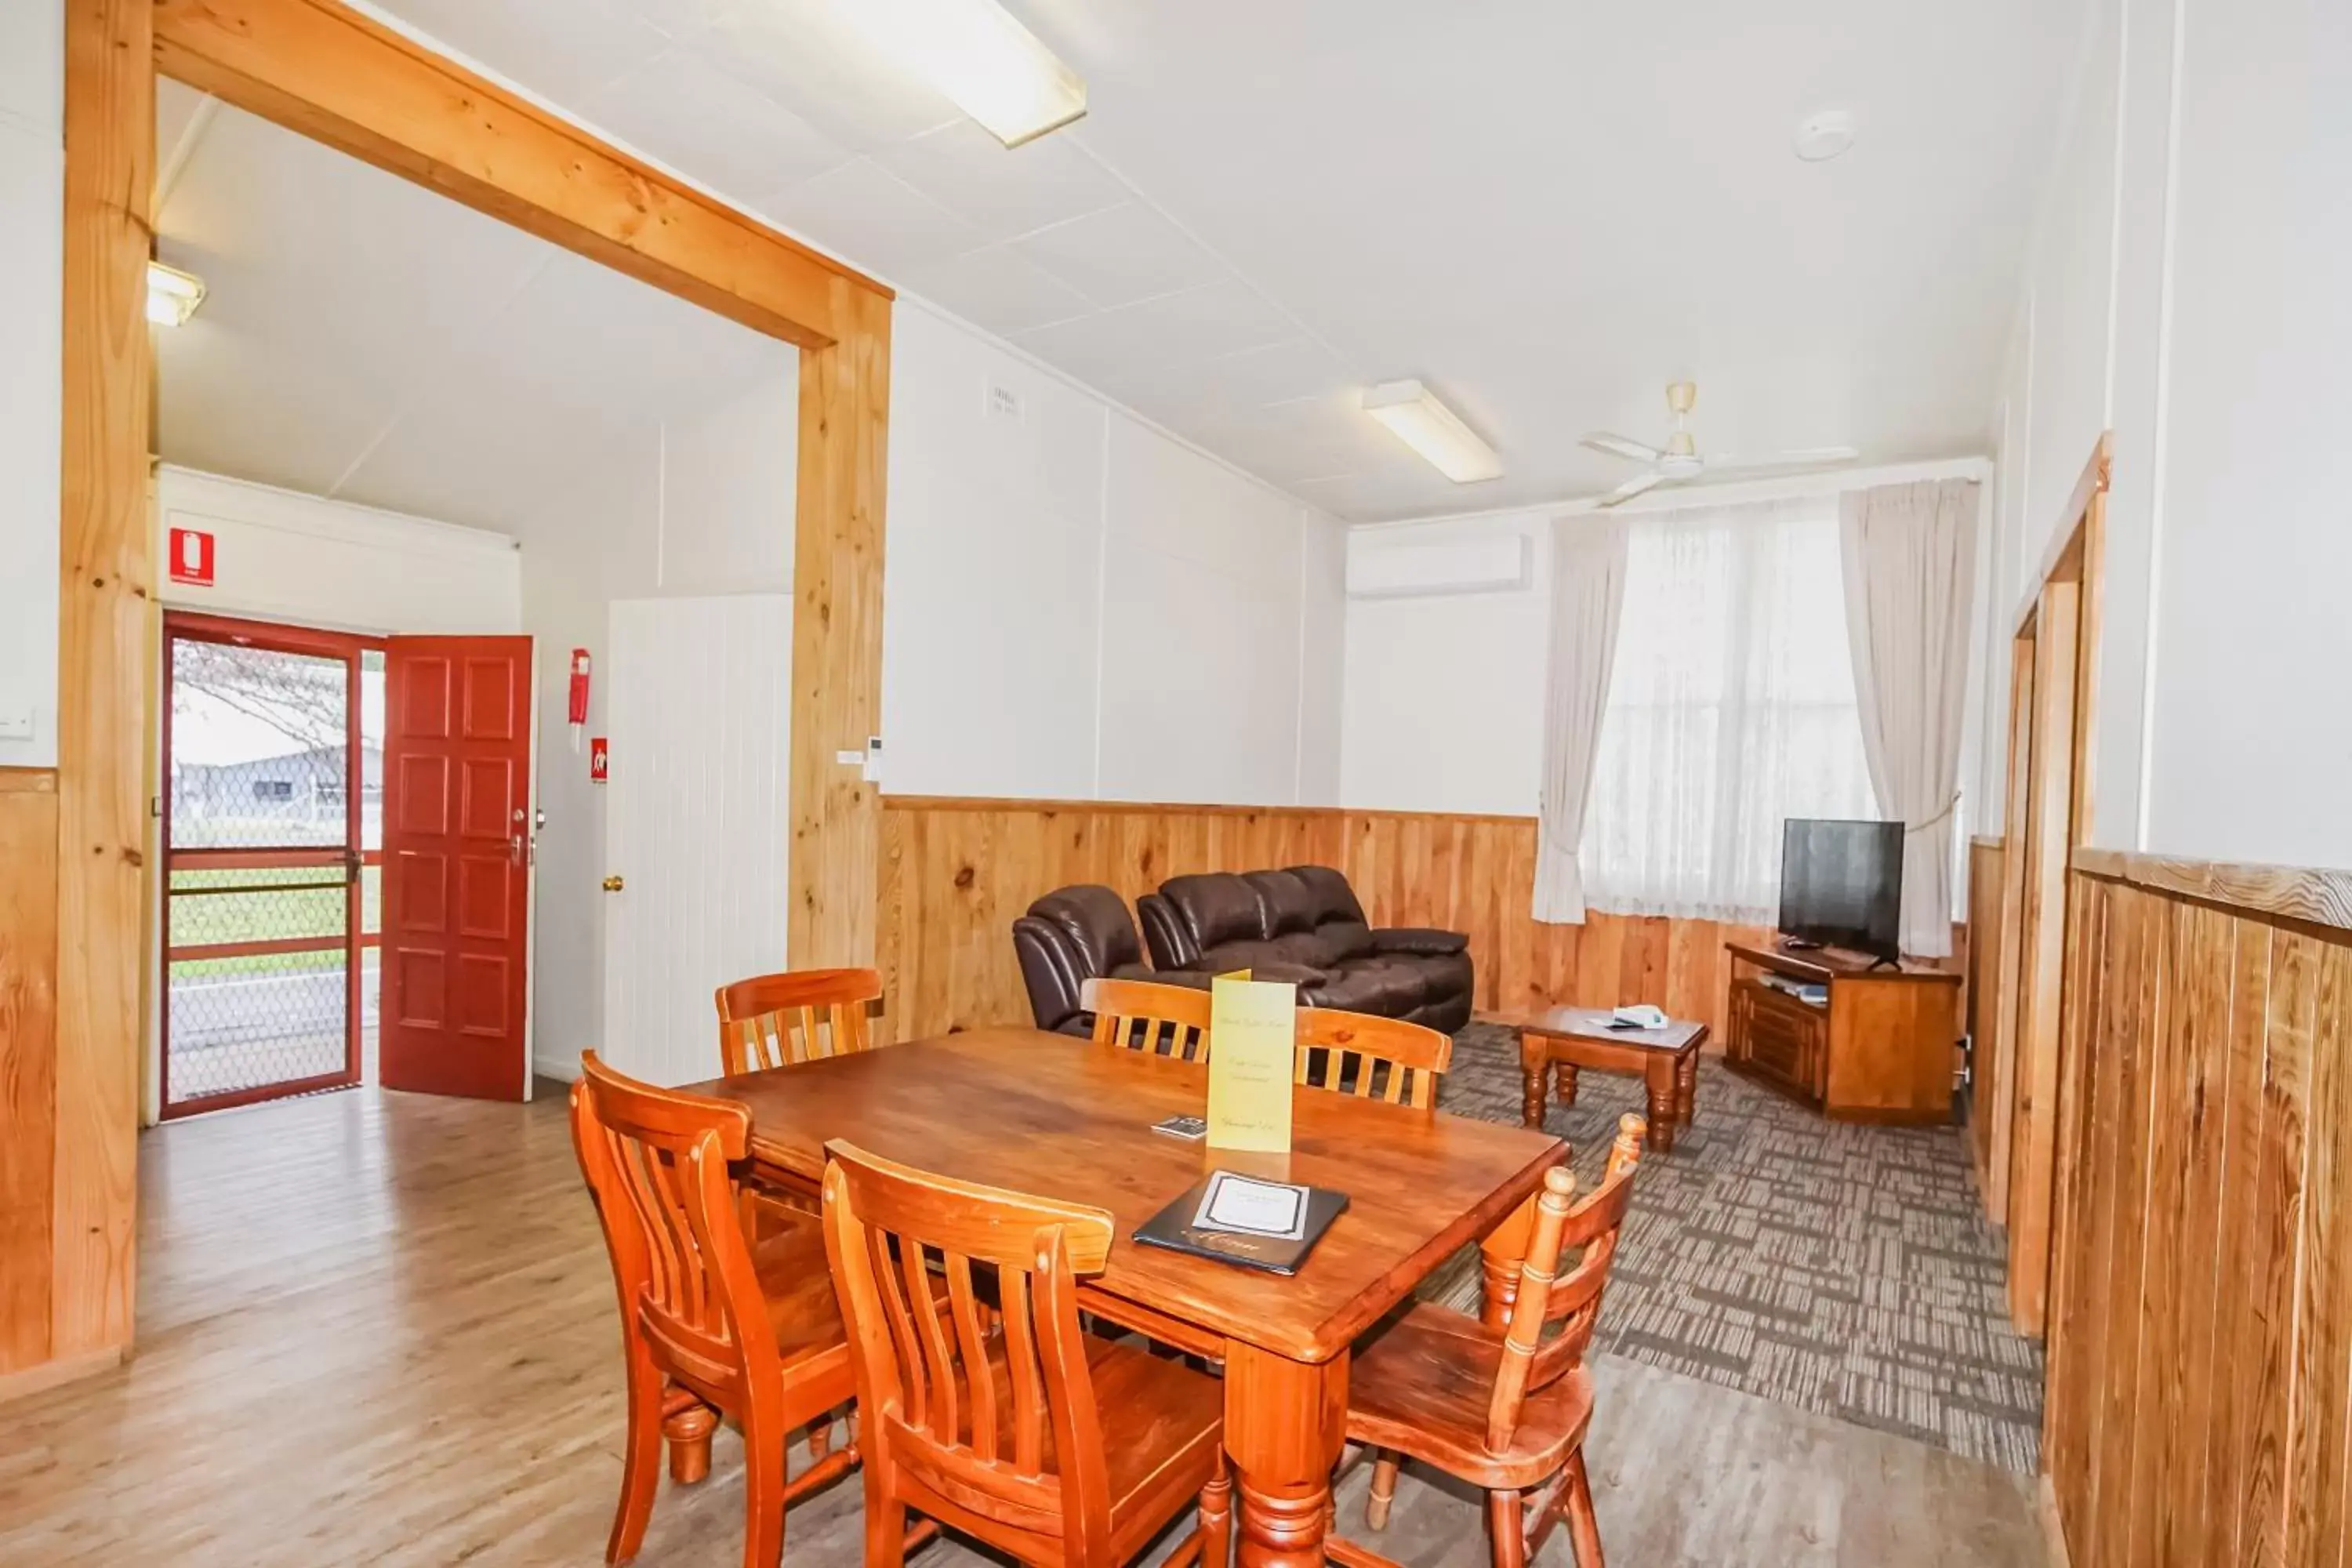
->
1778, 818, 1904, 963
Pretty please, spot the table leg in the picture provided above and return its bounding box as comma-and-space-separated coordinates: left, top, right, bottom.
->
1644, 1059, 1677, 1154
1676, 1049, 1699, 1130
1518, 1038, 1548, 1128
1555, 1062, 1581, 1107
1223, 1342, 1348, 1568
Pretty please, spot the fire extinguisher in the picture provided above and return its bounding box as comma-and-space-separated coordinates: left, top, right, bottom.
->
568, 648, 591, 753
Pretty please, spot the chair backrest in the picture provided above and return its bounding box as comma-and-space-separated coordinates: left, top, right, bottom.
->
1484, 1113, 1646, 1454
821, 1141, 1119, 1563
571, 1051, 776, 1404
1292, 1007, 1451, 1109
1080, 975, 1214, 1061
716, 967, 884, 1075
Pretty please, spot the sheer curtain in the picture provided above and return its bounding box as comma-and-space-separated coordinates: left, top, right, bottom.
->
1580, 495, 1877, 922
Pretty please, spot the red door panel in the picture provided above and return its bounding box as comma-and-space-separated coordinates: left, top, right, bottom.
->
381, 635, 532, 1100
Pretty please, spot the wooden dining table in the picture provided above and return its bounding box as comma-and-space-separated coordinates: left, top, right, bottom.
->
684, 1025, 1566, 1568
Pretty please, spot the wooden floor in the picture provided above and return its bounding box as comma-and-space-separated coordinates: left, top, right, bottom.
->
0, 1086, 2046, 1566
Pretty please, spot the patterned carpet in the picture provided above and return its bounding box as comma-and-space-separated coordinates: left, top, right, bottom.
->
1419, 1022, 2045, 1473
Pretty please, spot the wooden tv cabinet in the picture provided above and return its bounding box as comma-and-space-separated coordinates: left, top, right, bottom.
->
1722, 940, 1962, 1123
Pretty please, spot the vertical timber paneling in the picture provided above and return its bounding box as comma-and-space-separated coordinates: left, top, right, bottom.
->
0, 773, 62, 1377
2042, 858, 2352, 1568
1968, 837, 2006, 1207
876, 797, 1775, 1043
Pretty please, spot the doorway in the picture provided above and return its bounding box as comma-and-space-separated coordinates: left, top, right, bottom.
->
161, 612, 381, 1117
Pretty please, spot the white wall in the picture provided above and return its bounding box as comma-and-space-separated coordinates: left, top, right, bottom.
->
880, 300, 1347, 808
519, 365, 797, 1077
0, 0, 61, 768
1340, 511, 1552, 818
1987, 0, 2352, 867
154, 466, 523, 632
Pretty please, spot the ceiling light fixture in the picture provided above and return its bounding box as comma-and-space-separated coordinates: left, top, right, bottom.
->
839, 0, 1087, 148
146, 260, 207, 327
1793, 111, 1856, 163
1361, 379, 1503, 484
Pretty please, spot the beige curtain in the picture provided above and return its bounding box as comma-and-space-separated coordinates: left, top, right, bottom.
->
1838, 477, 1980, 957
1534, 516, 1629, 924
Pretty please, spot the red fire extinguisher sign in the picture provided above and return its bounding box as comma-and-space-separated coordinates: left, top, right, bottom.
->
169, 527, 215, 586
589, 736, 608, 782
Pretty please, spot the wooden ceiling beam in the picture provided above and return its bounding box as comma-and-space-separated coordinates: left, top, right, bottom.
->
152, 0, 889, 351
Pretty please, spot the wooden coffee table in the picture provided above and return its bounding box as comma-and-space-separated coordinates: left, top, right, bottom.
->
1516, 1006, 1709, 1152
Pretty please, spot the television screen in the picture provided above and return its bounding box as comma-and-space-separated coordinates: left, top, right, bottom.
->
1778, 818, 1904, 962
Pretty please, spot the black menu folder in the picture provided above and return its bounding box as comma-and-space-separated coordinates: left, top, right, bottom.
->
1131, 1171, 1350, 1276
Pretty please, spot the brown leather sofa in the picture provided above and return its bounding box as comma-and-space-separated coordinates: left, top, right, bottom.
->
1012, 867, 1473, 1037
1139, 867, 1472, 1033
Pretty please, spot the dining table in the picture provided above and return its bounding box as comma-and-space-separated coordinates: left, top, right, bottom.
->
685, 1025, 1567, 1568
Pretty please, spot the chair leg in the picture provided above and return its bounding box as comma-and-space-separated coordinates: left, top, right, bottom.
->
742, 1411, 788, 1568
665, 1394, 717, 1485
607, 1342, 664, 1565
1563, 1453, 1604, 1568
1486, 1488, 1527, 1568
808, 1408, 833, 1462
1199, 1464, 1234, 1568
864, 1490, 909, 1568
1366, 1450, 1401, 1531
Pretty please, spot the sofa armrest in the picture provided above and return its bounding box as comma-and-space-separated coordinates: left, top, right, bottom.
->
1013, 915, 1087, 1033
1371, 927, 1469, 957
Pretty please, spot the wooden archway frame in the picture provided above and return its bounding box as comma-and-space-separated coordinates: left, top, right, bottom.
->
34, 0, 888, 1384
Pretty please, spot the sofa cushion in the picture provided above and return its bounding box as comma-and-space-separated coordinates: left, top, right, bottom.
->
1372, 926, 1470, 958
1160, 873, 1269, 950
1310, 959, 1427, 1017
1196, 938, 1330, 982
1243, 869, 1319, 935
1271, 930, 1341, 968
1314, 920, 1377, 961
1026, 885, 1144, 974
1287, 866, 1370, 926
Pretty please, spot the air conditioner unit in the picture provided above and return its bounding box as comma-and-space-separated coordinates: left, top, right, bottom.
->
1345, 535, 1530, 600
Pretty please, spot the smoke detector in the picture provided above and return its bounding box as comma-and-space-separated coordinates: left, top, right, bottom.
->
1794, 111, 1856, 163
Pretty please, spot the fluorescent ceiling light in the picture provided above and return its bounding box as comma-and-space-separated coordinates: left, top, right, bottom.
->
146, 260, 206, 327
840, 0, 1087, 147
1361, 379, 1502, 483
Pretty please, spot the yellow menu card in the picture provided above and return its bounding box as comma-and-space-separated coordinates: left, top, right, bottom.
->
1206, 971, 1297, 1152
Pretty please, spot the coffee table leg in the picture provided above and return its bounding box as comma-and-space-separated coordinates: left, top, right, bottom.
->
1677, 1050, 1698, 1130
1519, 1036, 1548, 1128
1645, 1059, 1677, 1153
1556, 1062, 1581, 1107
1225, 1343, 1348, 1568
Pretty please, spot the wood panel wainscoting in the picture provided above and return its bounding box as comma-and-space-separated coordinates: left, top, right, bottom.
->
877, 797, 1777, 1044
1966, 835, 2006, 1212
2038, 847, 2352, 1567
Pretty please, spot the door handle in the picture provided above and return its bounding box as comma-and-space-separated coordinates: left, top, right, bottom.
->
602, 875, 625, 892
510, 833, 525, 866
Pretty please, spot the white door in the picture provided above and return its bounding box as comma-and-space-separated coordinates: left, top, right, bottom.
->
602, 594, 790, 1086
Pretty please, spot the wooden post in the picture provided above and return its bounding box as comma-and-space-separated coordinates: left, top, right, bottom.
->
788, 282, 891, 967
52, 0, 156, 1369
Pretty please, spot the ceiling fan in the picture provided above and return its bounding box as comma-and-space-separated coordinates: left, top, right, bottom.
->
1581, 382, 1859, 506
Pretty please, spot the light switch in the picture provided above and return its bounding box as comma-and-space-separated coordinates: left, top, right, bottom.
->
0, 706, 34, 742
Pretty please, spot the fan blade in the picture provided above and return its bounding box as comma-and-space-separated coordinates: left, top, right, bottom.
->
1704, 445, 1861, 474
1581, 432, 1662, 464
1595, 471, 1668, 507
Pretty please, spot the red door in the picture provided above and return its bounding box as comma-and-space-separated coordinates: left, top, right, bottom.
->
380, 636, 534, 1099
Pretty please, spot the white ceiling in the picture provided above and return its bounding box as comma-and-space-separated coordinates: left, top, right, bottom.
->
176, 0, 2085, 524
152, 82, 790, 537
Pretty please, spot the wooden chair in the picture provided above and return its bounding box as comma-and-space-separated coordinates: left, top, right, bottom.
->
570, 1052, 861, 1568
717, 967, 884, 1075
1335, 1115, 1647, 1568
1081, 975, 1214, 1061
1293, 1007, 1451, 1109
820, 1140, 1233, 1568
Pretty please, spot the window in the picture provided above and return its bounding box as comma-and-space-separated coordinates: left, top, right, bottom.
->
1580, 495, 1877, 922
251, 779, 295, 801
